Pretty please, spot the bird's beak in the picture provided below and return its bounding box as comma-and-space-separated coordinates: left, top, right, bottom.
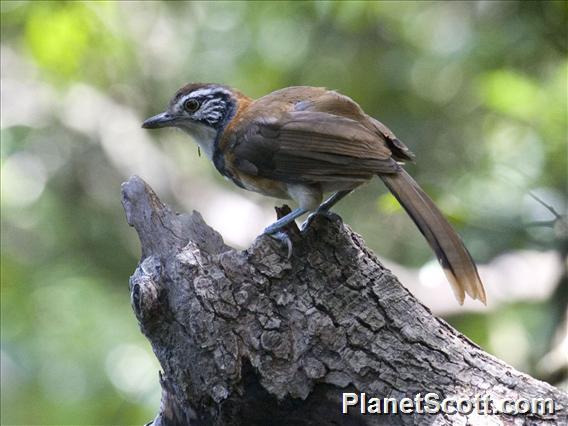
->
142, 112, 176, 129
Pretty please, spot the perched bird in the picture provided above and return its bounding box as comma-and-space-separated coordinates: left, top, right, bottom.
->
142, 83, 486, 304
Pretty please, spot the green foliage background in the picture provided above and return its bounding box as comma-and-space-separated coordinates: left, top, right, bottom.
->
1, 1, 566, 424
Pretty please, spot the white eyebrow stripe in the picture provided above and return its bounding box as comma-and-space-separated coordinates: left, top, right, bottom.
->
186, 87, 231, 99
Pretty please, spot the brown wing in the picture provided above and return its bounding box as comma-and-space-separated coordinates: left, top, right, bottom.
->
369, 117, 415, 162
288, 88, 415, 162
230, 110, 400, 185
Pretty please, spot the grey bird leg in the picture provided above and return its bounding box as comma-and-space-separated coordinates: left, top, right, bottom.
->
263, 207, 308, 235
316, 190, 353, 212
301, 190, 353, 231
263, 208, 308, 259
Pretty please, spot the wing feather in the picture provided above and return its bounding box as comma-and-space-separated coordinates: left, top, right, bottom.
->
232, 111, 398, 184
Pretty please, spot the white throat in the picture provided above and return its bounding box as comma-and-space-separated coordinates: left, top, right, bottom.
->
179, 122, 217, 160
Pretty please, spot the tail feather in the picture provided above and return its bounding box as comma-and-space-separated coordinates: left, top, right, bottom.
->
380, 170, 486, 304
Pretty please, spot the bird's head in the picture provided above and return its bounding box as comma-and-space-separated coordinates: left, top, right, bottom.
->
142, 83, 246, 158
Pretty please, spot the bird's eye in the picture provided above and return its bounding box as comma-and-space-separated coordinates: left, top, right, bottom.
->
184, 99, 200, 113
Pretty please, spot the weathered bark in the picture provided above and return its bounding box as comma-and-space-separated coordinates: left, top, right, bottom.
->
122, 176, 567, 426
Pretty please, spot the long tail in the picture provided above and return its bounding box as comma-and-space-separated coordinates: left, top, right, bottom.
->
380, 169, 486, 304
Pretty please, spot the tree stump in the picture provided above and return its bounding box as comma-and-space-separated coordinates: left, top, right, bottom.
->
121, 176, 567, 426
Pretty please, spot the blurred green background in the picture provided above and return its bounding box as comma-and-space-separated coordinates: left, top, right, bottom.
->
1, 1, 566, 424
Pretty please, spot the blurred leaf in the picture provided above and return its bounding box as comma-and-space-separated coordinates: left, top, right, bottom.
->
479, 70, 542, 120
25, 4, 93, 78
376, 192, 402, 214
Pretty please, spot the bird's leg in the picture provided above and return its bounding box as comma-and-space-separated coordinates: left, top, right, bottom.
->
301, 190, 353, 231
263, 207, 308, 235
263, 208, 308, 259
316, 190, 353, 213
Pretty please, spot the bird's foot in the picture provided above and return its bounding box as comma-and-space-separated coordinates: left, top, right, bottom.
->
263, 230, 293, 259
261, 206, 306, 258
300, 209, 341, 232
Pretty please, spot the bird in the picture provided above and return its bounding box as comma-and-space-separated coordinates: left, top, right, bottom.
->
142, 83, 486, 305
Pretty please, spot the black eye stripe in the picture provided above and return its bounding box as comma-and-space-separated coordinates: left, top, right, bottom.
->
177, 91, 234, 128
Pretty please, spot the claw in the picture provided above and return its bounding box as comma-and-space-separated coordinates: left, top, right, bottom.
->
301, 210, 340, 233
261, 206, 306, 258
300, 212, 317, 232
266, 231, 293, 259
